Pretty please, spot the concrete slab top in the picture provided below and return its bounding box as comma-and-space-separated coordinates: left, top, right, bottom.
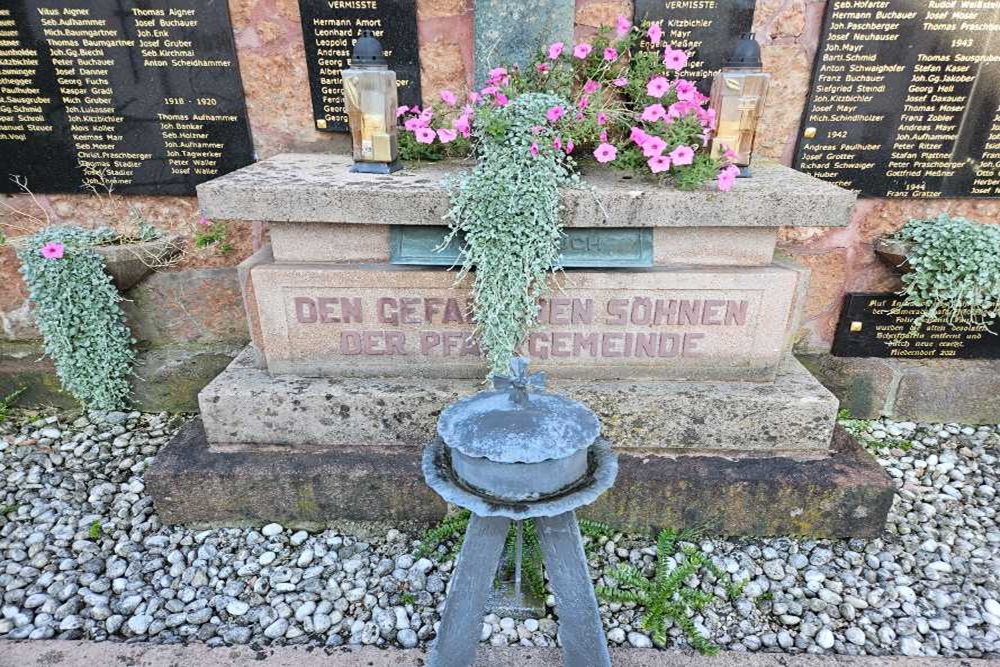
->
197, 153, 856, 229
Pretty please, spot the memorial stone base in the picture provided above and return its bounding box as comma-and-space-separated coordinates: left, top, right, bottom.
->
147, 154, 894, 538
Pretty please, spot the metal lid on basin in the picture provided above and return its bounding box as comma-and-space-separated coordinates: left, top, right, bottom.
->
437, 358, 600, 464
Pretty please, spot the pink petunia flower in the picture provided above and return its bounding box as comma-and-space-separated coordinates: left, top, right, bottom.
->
414, 127, 436, 144
553, 136, 563, 150
674, 79, 696, 102
396, 105, 410, 117
612, 77, 629, 87
565, 139, 575, 154
603, 47, 618, 61
197, 215, 211, 227
531, 125, 543, 135
642, 136, 667, 157
530, 143, 540, 157
536, 62, 550, 73
545, 105, 565, 122
468, 91, 481, 104
437, 128, 457, 143
573, 43, 593, 59
488, 67, 509, 85
646, 76, 670, 98
647, 23, 663, 45
439, 90, 457, 106
718, 164, 740, 191
453, 114, 471, 138
578, 96, 590, 110
548, 41, 564, 59
404, 116, 427, 131
629, 126, 649, 146
668, 101, 694, 119
40, 242, 64, 260
669, 144, 695, 166
723, 145, 739, 161
663, 47, 689, 71
597, 112, 608, 125
641, 104, 667, 122
593, 142, 617, 163
479, 85, 498, 96
583, 79, 600, 94
494, 93, 509, 106
600, 130, 609, 143
697, 107, 717, 130
648, 155, 671, 174
616, 15, 631, 37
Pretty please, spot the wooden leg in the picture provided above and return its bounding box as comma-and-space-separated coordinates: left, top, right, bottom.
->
536, 511, 612, 667
427, 514, 510, 667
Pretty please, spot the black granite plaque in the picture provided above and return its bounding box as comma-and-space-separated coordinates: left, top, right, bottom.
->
0, 0, 254, 196
832, 293, 1000, 359
635, 0, 756, 87
794, 1, 1000, 198
298, 0, 421, 133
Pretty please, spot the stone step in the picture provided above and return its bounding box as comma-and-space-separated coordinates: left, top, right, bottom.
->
148, 420, 893, 538
200, 346, 839, 456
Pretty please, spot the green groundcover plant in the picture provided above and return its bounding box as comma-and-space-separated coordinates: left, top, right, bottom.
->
399, 17, 737, 375
890, 214, 1000, 329
17, 226, 136, 410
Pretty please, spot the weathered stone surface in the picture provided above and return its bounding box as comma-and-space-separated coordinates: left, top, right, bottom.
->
653, 227, 776, 266
473, 0, 574, 84
148, 419, 448, 527
237, 246, 273, 358
201, 347, 837, 454
251, 262, 801, 381
269, 223, 391, 263
893, 359, 1000, 424
151, 420, 892, 538
0, 341, 73, 408
131, 345, 242, 413
800, 354, 895, 420
197, 154, 856, 229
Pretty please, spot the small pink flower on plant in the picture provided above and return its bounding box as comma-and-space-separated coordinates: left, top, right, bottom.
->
468, 91, 481, 104
479, 85, 498, 96
40, 242, 65, 260
717, 164, 740, 192
414, 127, 436, 144
565, 139, 575, 154
197, 215, 211, 227
647, 155, 671, 174
616, 15, 631, 37
494, 93, 509, 106
641, 104, 667, 122
669, 144, 695, 166
629, 126, 649, 146
439, 90, 457, 106
663, 47, 689, 71
536, 62, 550, 73
530, 143, 540, 157
597, 112, 608, 125
593, 142, 617, 163
396, 105, 410, 117
603, 47, 618, 61
668, 101, 693, 119
437, 128, 457, 143
553, 136, 563, 150
612, 77, 628, 87
583, 79, 600, 94
697, 107, 717, 130
573, 43, 593, 59
545, 105, 565, 122
488, 67, 509, 85
578, 96, 590, 110
453, 114, 471, 137
600, 130, 609, 142
723, 145, 739, 161
673, 79, 696, 102
647, 23, 663, 45
548, 41, 564, 59
404, 116, 426, 131
646, 76, 670, 98
642, 136, 667, 157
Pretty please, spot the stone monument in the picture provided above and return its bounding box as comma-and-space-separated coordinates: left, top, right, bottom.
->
147, 153, 894, 537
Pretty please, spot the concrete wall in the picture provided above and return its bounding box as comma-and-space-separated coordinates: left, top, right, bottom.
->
2, 0, 997, 373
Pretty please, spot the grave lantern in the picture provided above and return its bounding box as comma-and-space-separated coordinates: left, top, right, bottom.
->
709, 33, 770, 177
343, 30, 402, 174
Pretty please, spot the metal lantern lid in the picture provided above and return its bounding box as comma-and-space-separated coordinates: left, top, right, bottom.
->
351, 30, 388, 68
437, 358, 600, 465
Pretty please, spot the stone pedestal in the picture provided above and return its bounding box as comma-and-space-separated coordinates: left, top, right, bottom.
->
148, 153, 894, 537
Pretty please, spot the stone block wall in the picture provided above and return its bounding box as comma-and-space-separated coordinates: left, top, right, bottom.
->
2, 0, 996, 407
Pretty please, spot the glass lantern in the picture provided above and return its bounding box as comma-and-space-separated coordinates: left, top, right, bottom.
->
343, 30, 401, 174
709, 33, 771, 177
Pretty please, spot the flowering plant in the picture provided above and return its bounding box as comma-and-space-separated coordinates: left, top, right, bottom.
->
399, 18, 740, 192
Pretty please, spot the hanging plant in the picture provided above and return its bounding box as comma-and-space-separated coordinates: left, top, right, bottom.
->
889, 214, 1000, 330
17, 226, 136, 410
399, 17, 736, 375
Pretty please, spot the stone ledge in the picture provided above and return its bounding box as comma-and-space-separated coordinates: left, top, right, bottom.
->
197, 153, 856, 229
149, 421, 893, 538
200, 346, 838, 454
802, 353, 1000, 424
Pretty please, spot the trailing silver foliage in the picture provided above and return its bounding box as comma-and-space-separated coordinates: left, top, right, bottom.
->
17, 225, 135, 409
444, 92, 579, 376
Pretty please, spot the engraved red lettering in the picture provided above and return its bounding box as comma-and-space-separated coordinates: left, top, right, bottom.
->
442, 331, 464, 355
601, 332, 623, 357
443, 298, 464, 323
528, 333, 549, 359
630, 297, 652, 325
317, 297, 341, 323
573, 333, 598, 357
295, 297, 317, 323
386, 331, 406, 355
420, 331, 441, 354
682, 332, 704, 357
572, 298, 594, 325
424, 298, 445, 323
400, 297, 421, 324
377, 297, 399, 325
701, 300, 724, 325
362, 331, 385, 355
549, 298, 571, 325
341, 331, 362, 355
678, 300, 703, 325
622, 332, 634, 357
606, 299, 628, 325
725, 300, 748, 326
658, 333, 681, 357
550, 331, 571, 357
342, 297, 362, 323
653, 299, 677, 325
635, 333, 657, 357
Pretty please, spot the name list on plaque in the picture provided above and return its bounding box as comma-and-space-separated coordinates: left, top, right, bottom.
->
635, 0, 756, 85
833, 293, 1000, 359
0, 0, 254, 195
298, 0, 421, 132
795, 0, 1000, 198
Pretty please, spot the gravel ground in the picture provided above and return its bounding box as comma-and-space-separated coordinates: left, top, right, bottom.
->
0, 411, 997, 657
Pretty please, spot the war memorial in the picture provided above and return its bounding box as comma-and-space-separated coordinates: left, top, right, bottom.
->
0, 0, 999, 660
